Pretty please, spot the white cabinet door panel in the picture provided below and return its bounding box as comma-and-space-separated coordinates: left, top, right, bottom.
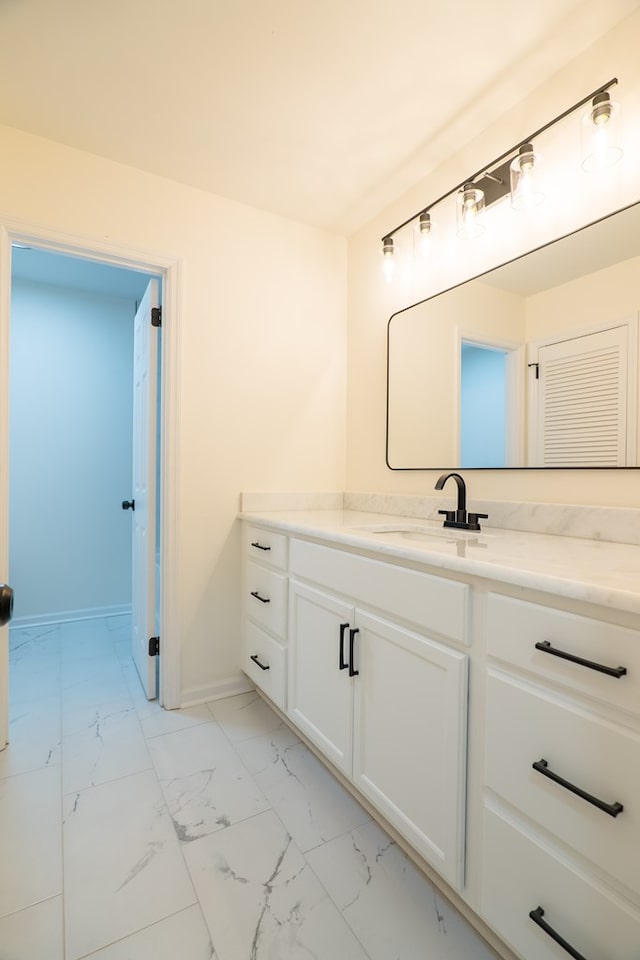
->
353, 610, 468, 888
482, 805, 640, 960
288, 580, 355, 776
485, 669, 640, 896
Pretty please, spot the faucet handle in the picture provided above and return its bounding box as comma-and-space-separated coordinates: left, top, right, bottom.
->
438, 509, 456, 523
467, 512, 488, 530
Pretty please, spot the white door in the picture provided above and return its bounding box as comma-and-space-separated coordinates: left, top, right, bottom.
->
0, 229, 10, 748
531, 322, 635, 466
352, 610, 468, 888
288, 579, 355, 775
130, 280, 159, 698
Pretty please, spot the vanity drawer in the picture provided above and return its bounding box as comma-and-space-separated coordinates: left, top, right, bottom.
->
245, 561, 287, 638
290, 539, 469, 644
485, 669, 640, 895
486, 593, 640, 716
482, 805, 640, 960
244, 524, 288, 571
244, 622, 287, 710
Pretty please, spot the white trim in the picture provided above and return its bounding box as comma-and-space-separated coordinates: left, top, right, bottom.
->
505, 347, 526, 467
0, 216, 183, 726
181, 674, 255, 708
11, 605, 132, 630
0, 227, 11, 750
158, 257, 182, 709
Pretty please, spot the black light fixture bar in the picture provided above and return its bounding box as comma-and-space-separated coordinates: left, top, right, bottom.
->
381, 77, 618, 243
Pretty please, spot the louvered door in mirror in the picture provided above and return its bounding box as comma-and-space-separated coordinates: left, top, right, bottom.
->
531, 318, 637, 466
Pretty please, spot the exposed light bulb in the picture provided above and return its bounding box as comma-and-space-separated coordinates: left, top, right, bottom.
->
581, 91, 623, 172
416, 211, 432, 257
510, 142, 544, 211
456, 184, 485, 239
382, 236, 395, 283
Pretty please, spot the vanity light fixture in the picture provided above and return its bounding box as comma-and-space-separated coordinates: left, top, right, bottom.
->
416, 210, 432, 256
510, 142, 544, 211
381, 235, 395, 283
456, 183, 486, 239
581, 90, 623, 172
380, 78, 620, 279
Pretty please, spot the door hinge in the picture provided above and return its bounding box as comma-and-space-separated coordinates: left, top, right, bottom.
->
148, 636, 160, 656
151, 306, 162, 328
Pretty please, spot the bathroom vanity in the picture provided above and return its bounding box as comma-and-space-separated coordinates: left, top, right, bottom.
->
240, 496, 640, 960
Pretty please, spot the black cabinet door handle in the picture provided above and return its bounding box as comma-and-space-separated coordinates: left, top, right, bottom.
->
529, 906, 588, 960
250, 591, 270, 604
532, 759, 623, 818
349, 627, 359, 677
122, 499, 135, 511
250, 654, 270, 671
339, 623, 349, 670
250, 541, 271, 552
535, 640, 626, 678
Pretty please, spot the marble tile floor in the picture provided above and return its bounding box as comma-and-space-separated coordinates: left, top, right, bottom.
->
0, 616, 498, 960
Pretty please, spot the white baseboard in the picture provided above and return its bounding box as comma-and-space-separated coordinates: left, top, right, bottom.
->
11, 604, 132, 630
180, 673, 254, 708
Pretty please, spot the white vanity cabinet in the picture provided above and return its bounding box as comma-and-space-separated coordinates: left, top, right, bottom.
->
481, 592, 640, 960
240, 508, 640, 960
288, 538, 469, 889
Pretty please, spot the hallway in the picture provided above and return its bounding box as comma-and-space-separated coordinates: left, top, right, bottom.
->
0, 617, 495, 959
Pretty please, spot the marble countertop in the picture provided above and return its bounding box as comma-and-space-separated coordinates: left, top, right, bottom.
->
240, 508, 640, 616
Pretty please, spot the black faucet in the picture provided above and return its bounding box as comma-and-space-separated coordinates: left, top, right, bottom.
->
434, 472, 488, 531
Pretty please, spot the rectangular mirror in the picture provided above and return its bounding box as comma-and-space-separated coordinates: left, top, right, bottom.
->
387, 201, 640, 469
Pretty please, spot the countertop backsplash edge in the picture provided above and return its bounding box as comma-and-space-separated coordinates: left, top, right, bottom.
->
241, 491, 640, 546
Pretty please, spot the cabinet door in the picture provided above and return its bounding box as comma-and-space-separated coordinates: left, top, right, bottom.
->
353, 610, 468, 889
288, 580, 355, 776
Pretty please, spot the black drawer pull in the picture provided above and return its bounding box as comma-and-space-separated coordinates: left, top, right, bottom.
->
250, 541, 271, 552
250, 654, 270, 671
535, 640, 626, 678
339, 623, 349, 670
250, 591, 270, 604
349, 627, 359, 677
532, 759, 623, 818
529, 906, 588, 960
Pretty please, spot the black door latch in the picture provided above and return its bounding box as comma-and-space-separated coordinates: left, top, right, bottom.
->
0, 584, 14, 626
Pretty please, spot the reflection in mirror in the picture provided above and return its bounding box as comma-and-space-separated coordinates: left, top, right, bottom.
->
387, 202, 640, 469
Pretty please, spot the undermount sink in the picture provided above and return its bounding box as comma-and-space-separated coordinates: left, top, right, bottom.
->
350, 523, 491, 544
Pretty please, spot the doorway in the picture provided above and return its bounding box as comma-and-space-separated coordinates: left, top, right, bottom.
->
9, 246, 159, 693
457, 333, 525, 468
460, 342, 508, 467
0, 223, 182, 749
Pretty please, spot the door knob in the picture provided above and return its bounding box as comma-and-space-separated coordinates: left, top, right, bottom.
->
0, 584, 14, 626
122, 500, 135, 511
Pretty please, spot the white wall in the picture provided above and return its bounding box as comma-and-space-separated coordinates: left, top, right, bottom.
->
347, 8, 640, 506
388, 281, 525, 466
0, 125, 347, 702
9, 278, 134, 623
525, 254, 640, 341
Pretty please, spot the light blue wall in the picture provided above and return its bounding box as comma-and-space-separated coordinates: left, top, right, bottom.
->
9, 278, 135, 622
460, 344, 506, 468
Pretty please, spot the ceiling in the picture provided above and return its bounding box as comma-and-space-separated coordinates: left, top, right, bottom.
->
0, 0, 638, 235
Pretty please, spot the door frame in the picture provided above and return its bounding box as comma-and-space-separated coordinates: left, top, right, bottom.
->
0, 217, 183, 746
